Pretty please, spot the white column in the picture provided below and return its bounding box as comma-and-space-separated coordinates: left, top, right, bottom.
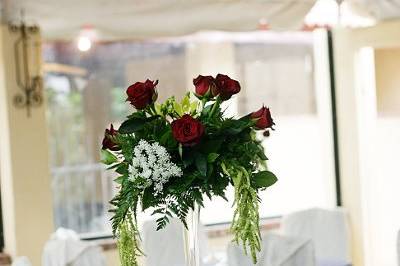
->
0, 24, 54, 264
333, 27, 366, 266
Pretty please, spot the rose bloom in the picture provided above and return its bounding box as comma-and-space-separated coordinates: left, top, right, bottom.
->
193, 75, 216, 96
213, 74, 241, 100
171, 115, 205, 146
102, 124, 120, 151
126, 79, 158, 109
251, 106, 274, 129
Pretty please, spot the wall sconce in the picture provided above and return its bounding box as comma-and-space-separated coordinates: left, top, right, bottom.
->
8, 21, 43, 117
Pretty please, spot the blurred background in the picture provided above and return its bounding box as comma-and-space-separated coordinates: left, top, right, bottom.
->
0, 0, 399, 266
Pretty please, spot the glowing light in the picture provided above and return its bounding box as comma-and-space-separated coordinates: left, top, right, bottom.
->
77, 36, 92, 52
305, 0, 339, 27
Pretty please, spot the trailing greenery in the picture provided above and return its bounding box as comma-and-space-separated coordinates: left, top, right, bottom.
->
102, 77, 277, 264
117, 213, 143, 266
223, 163, 262, 264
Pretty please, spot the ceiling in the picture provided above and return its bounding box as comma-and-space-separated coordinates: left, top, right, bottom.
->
1, 0, 400, 41
349, 0, 400, 20
2, 0, 316, 40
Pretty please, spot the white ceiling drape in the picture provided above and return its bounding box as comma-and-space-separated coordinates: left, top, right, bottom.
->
3, 0, 316, 40
348, 0, 400, 20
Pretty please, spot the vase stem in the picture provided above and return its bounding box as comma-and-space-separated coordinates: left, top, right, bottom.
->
183, 203, 200, 266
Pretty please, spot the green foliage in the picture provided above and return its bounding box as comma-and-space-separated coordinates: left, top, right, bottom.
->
252, 171, 278, 189
117, 214, 143, 266
101, 149, 118, 165
223, 163, 261, 264
195, 153, 208, 177
119, 114, 159, 134
103, 90, 277, 265
109, 178, 139, 235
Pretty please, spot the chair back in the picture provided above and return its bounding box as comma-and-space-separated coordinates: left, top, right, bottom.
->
281, 208, 351, 264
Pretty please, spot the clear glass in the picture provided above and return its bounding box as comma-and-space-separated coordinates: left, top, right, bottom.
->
183, 203, 200, 266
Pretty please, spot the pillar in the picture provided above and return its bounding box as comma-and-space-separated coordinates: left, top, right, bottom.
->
0, 24, 54, 264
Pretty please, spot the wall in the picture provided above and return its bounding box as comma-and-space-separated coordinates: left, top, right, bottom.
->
375, 48, 400, 116
333, 20, 400, 266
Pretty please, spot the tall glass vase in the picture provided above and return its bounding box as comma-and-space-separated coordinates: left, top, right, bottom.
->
183, 203, 200, 266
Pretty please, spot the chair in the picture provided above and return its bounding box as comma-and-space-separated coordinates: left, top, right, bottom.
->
397, 230, 400, 266
12, 257, 32, 266
42, 228, 106, 266
280, 208, 351, 266
227, 232, 315, 266
142, 218, 211, 266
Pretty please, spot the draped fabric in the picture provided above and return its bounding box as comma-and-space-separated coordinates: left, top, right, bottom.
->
348, 0, 400, 20
3, 0, 316, 40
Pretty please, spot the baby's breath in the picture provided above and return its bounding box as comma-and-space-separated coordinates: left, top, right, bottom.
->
129, 140, 182, 194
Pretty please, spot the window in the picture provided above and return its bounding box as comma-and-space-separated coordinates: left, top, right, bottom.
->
44, 41, 187, 237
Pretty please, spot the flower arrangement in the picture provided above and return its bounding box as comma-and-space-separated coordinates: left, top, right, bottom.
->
101, 74, 277, 265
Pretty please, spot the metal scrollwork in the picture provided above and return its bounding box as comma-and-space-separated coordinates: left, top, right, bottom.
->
8, 21, 43, 117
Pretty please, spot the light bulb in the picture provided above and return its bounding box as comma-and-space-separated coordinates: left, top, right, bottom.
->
77, 36, 92, 52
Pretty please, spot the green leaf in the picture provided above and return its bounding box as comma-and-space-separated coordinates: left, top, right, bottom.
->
190, 101, 199, 112
252, 171, 278, 189
199, 139, 223, 154
115, 163, 128, 175
195, 153, 207, 177
207, 163, 214, 178
160, 129, 177, 148
119, 116, 158, 134
142, 187, 156, 210
201, 104, 212, 116
101, 149, 118, 165
182, 172, 198, 186
257, 150, 268, 160
207, 153, 219, 163
114, 176, 125, 184
183, 151, 195, 168
128, 112, 146, 119
222, 119, 253, 135
178, 144, 183, 159
173, 102, 183, 116
181, 94, 191, 112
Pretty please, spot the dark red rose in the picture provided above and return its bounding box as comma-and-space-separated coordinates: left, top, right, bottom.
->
213, 74, 241, 100
251, 106, 274, 130
193, 75, 216, 96
102, 124, 120, 151
126, 79, 158, 109
171, 115, 205, 146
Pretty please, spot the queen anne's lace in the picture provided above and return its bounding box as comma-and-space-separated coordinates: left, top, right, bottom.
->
129, 140, 182, 193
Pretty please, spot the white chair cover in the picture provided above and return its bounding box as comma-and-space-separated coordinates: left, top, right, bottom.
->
227, 233, 315, 266
42, 228, 106, 266
281, 208, 351, 266
11, 257, 32, 266
142, 218, 210, 266
397, 229, 400, 266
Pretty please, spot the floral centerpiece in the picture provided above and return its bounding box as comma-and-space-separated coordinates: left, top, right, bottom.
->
101, 74, 277, 265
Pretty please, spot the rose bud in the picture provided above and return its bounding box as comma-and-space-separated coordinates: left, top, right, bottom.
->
126, 79, 158, 109
102, 124, 120, 151
213, 74, 241, 100
193, 75, 216, 97
251, 106, 275, 130
171, 114, 205, 146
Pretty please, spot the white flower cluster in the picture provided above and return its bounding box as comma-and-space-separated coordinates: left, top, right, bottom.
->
129, 140, 182, 193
